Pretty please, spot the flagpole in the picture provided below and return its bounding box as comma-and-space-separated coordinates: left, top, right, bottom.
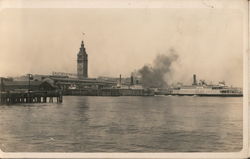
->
82, 32, 85, 41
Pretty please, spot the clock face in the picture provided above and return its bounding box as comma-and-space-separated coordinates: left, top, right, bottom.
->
78, 63, 83, 71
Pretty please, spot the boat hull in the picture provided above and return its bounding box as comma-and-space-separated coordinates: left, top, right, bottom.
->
168, 93, 243, 97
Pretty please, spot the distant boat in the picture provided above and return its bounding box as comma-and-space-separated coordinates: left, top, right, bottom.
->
68, 84, 77, 90
154, 94, 165, 96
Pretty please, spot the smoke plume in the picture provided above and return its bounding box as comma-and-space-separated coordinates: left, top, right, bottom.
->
138, 48, 178, 88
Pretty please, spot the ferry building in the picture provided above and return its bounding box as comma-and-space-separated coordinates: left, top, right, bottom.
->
77, 40, 88, 79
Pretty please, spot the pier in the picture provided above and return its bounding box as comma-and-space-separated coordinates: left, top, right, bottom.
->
0, 76, 63, 105
0, 91, 63, 105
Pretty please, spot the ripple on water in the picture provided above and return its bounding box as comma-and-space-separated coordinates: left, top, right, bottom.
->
0, 96, 243, 152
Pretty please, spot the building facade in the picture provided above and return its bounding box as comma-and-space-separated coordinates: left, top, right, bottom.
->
77, 41, 88, 79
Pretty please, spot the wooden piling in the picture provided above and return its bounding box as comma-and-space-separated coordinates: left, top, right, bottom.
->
43, 96, 47, 103
49, 97, 53, 103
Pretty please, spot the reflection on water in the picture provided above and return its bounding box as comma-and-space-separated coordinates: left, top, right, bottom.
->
0, 96, 242, 152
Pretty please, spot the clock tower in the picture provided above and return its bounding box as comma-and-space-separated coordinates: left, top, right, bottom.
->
77, 40, 88, 79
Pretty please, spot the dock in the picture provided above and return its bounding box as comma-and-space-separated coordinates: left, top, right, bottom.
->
0, 91, 63, 105
63, 88, 155, 96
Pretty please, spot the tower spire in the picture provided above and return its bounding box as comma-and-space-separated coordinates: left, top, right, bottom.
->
81, 40, 84, 48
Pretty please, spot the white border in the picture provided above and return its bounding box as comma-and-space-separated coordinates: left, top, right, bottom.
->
0, 0, 248, 158
0, 0, 247, 9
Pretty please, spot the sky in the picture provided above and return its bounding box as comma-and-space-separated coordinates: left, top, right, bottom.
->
0, 8, 243, 86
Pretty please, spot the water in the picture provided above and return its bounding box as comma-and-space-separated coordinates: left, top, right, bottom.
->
0, 96, 242, 152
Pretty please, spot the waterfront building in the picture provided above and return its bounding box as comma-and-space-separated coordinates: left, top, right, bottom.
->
77, 40, 88, 79
1, 80, 56, 92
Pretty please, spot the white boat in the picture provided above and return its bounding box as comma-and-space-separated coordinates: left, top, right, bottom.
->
171, 75, 242, 97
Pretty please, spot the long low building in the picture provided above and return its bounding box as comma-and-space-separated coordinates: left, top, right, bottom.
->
42, 76, 117, 90
0, 79, 57, 93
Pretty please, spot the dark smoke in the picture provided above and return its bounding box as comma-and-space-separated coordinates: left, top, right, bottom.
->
138, 48, 178, 88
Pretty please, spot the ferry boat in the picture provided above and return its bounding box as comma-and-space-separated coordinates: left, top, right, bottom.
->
171, 75, 243, 97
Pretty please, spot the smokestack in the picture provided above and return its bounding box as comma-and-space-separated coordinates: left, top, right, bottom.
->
0, 78, 2, 92
119, 74, 122, 85
131, 74, 134, 85
193, 74, 197, 85
0, 78, 4, 92
136, 80, 139, 85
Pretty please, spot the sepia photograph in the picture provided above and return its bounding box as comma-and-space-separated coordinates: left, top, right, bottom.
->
0, 0, 248, 158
